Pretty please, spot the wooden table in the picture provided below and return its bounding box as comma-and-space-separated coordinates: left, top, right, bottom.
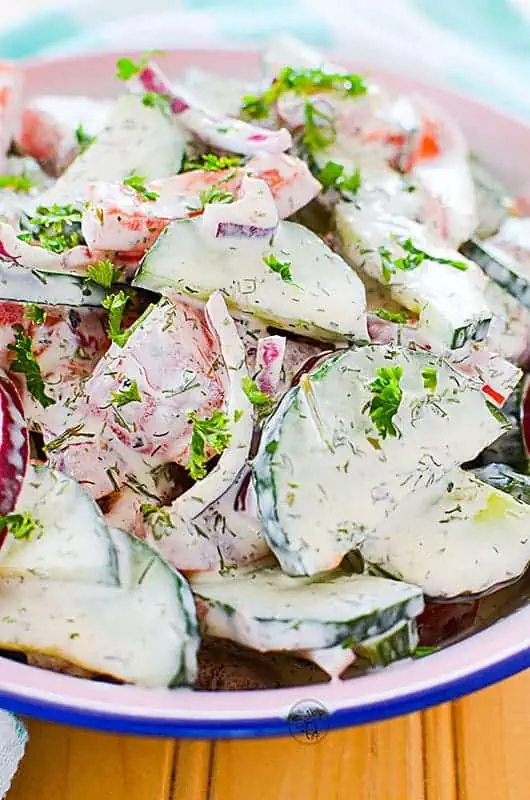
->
7, 669, 530, 800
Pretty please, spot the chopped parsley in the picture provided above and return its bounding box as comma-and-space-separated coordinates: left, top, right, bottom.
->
86, 259, 121, 289
110, 379, 142, 407
374, 308, 409, 324
187, 410, 232, 481
7, 328, 55, 408
198, 186, 234, 209
115, 50, 165, 81
241, 66, 367, 119
302, 101, 336, 153
140, 504, 173, 540
367, 366, 403, 440
379, 237, 468, 283
0, 174, 35, 193
265, 440, 279, 456
181, 153, 244, 172
123, 173, 160, 202
0, 512, 42, 541
263, 253, 295, 284
102, 291, 131, 347
413, 645, 439, 659
20, 204, 83, 254
241, 377, 271, 408
75, 124, 95, 154
318, 160, 361, 197
240, 95, 270, 120
422, 367, 438, 392
24, 304, 46, 325
142, 91, 171, 114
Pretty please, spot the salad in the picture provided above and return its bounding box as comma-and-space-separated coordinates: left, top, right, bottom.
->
0, 36, 528, 690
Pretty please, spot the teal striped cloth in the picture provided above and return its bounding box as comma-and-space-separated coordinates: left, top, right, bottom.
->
2, 0, 530, 119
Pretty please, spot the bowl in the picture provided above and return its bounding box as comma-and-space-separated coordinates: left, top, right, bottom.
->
2, 48, 529, 738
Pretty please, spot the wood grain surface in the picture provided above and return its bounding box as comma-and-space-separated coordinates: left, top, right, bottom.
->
8, 670, 530, 800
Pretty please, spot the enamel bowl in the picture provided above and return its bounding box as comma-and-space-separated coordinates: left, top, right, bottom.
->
2, 49, 528, 737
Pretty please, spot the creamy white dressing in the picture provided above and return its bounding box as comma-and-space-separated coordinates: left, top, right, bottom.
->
0, 551, 197, 687
0, 465, 119, 586
39, 94, 185, 206
254, 345, 510, 575
335, 203, 491, 350
362, 468, 530, 597
136, 215, 368, 343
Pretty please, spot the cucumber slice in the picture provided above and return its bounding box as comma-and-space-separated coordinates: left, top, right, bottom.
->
192, 566, 423, 653
108, 528, 199, 686
253, 346, 509, 575
0, 524, 199, 687
361, 467, 530, 597
133, 218, 368, 343
0, 465, 119, 586
354, 619, 419, 666
40, 94, 186, 206
335, 203, 492, 350
460, 238, 530, 310
0, 260, 106, 306
0, 572, 197, 687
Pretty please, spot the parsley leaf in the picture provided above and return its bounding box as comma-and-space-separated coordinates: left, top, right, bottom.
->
181, 153, 244, 172
7, 328, 55, 408
75, 124, 95, 154
140, 504, 173, 540
318, 160, 344, 190
379, 238, 468, 283
116, 54, 149, 81
187, 410, 232, 481
86, 259, 121, 289
367, 366, 403, 440
116, 50, 166, 81
265, 440, 279, 456
263, 253, 295, 284
400, 238, 468, 271
16, 231, 33, 244
422, 367, 438, 392
142, 91, 171, 114
240, 95, 270, 120
102, 290, 131, 347
241, 377, 271, 407
0, 512, 42, 541
25, 204, 83, 254
374, 308, 409, 324
0, 174, 35, 193
110, 379, 142, 407
413, 645, 439, 659
241, 66, 367, 119
318, 160, 361, 196
123, 173, 160, 202
302, 101, 336, 153
24, 304, 46, 325
198, 186, 234, 209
